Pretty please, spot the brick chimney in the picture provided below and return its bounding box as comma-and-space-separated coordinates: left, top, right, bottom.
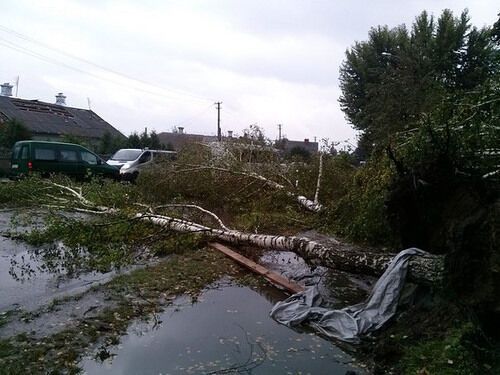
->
0, 83, 13, 97
55, 92, 66, 106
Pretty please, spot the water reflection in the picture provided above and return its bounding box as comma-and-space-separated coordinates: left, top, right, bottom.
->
260, 250, 374, 306
0, 210, 133, 312
82, 285, 364, 374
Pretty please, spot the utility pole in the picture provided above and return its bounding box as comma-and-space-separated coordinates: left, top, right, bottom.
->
278, 124, 282, 141
215, 102, 222, 141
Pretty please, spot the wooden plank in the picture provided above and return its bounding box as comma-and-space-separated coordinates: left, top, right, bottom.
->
209, 242, 304, 294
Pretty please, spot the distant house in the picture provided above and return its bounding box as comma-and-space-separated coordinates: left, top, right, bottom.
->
278, 138, 318, 155
0, 85, 124, 146
158, 129, 280, 162
158, 128, 318, 156
157, 127, 217, 150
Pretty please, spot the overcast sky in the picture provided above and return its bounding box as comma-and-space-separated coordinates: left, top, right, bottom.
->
1, 1, 498, 145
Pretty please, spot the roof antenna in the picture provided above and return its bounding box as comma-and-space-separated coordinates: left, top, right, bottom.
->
87, 97, 92, 111
14, 76, 19, 97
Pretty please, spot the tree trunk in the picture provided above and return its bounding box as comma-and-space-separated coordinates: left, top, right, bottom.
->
44, 180, 443, 285
137, 213, 445, 285
314, 152, 323, 205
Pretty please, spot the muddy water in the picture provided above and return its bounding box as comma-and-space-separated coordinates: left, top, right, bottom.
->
0, 210, 133, 312
260, 250, 375, 306
0, 210, 55, 311
81, 284, 365, 374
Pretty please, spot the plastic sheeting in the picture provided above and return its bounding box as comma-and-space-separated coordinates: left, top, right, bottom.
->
270, 248, 426, 343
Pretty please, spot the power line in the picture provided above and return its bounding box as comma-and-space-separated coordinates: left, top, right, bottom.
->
0, 25, 213, 104
0, 24, 212, 103
175, 104, 213, 126
0, 25, 289, 137
0, 37, 209, 105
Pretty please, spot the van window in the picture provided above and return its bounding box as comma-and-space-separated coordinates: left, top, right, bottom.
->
110, 149, 142, 161
20, 145, 28, 160
81, 151, 98, 165
12, 145, 21, 159
138, 151, 152, 164
59, 149, 78, 162
35, 148, 57, 161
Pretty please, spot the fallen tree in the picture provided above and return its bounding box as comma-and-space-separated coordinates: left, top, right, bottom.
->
174, 164, 323, 212
39, 180, 445, 285
136, 212, 445, 285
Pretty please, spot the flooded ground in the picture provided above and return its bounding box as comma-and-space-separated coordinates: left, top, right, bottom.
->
260, 250, 375, 306
0, 210, 138, 313
82, 282, 365, 374
0, 233, 131, 312
1, 208, 370, 373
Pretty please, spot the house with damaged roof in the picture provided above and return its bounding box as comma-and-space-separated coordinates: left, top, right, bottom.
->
0, 83, 124, 146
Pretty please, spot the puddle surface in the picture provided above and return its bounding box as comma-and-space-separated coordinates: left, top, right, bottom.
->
260, 250, 375, 306
82, 284, 364, 374
0, 210, 133, 312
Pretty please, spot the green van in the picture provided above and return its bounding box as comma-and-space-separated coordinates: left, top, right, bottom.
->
10, 140, 119, 180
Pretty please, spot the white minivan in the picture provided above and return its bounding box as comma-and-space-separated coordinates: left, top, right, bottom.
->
107, 149, 176, 181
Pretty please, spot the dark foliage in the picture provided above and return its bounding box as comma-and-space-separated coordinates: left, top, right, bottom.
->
0, 118, 32, 148
99, 130, 127, 154
339, 9, 500, 154
126, 130, 163, 149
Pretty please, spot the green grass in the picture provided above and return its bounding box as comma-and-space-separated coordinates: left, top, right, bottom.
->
400, 323, 481, 374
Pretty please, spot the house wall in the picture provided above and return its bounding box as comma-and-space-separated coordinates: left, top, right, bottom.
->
282, 139, 318, 154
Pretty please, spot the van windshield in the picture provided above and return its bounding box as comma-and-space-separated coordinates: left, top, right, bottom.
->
110, 149, 142, 161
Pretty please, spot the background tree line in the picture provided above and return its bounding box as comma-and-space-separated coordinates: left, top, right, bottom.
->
333, 10, 499, 372
337, 9, 499, 248
335, 10, 499, 359
340, 9, 499, 159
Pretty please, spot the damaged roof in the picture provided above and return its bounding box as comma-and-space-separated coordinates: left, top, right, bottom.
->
0, 96, 124, 140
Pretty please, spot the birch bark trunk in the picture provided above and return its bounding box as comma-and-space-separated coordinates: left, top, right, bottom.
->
137, 213, 445, 285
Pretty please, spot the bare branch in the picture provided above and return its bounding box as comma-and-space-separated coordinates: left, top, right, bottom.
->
174, 164, 323, 212
314, 153, 323, 205
43, 181, 117, 214
154, 204, 230, 230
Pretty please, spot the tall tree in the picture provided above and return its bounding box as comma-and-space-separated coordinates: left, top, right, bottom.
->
127, 132, 141, 148
340, 9, 498, 157
126, 130, 163, 149
149, 131, 162, 149
99, 131, 126, 154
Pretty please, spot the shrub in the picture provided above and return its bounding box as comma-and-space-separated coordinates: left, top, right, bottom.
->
322, 155, 396, 246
